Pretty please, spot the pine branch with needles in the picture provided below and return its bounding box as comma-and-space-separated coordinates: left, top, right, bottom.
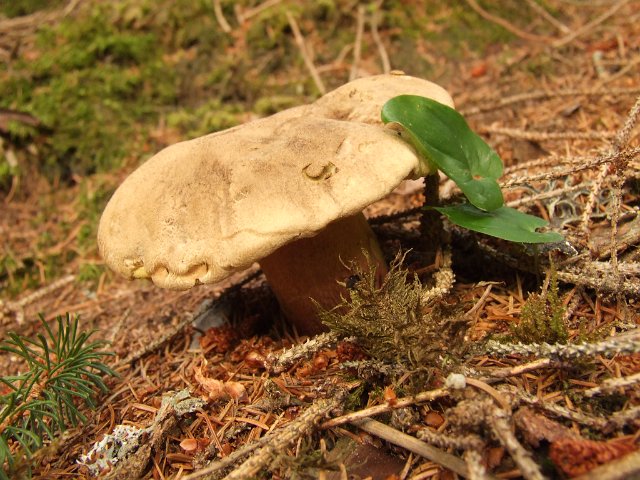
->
0, 313, 116, 479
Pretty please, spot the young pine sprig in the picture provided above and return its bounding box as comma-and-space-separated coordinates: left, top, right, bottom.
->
0, 313, 116, 478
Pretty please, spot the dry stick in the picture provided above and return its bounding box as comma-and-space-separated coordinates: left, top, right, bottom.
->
236, 0, 282, 23
514, 390, 610, 430
488, 407, 545, 480
319, 387, 450, 430
480, 125, 616, 141
609, 95, 640, 273
501, 147, 640, 189
234, 392, 347, 480
286, 12, 326, 95
265, 331, 341, 374
416, 428, 484, 451
584, 372, 640, 397
506, 183, 589, 209
351, 418, 502, 480
2, 274, 75, 325
464, 0, 554, 44
370, 5, 391, 73
349, 5, 365, 81
598, 55, 640, 87
460, 87, 640, 116
479, 358, 555, 381
556, 270, 640, 297
552, 0, 630, 49
183, 392, 346, 480
524, 0, 570, 33
572, 449, 640, 480
212, 0, 232, 33
463, 449, 489, 480
607, 405, 640, 430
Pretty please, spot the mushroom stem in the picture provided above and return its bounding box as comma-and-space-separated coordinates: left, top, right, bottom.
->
259, 213, 387, 334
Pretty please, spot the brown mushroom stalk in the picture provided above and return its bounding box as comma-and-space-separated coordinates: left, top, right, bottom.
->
259, 213, 387, 334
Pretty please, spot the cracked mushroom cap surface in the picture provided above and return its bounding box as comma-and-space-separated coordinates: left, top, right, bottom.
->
98, 114, 422, 290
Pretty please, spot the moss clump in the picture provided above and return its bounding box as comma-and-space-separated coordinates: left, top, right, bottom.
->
319, 254, 468, 371
511, 267, 568, 344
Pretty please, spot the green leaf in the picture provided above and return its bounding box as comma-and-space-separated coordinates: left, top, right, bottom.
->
382, 95, 504, 211
433, 203, 564, 243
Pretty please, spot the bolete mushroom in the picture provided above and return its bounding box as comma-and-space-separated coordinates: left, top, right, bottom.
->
98, 74, 454, 334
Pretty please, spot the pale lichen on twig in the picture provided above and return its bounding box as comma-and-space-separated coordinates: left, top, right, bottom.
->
265, 331, 341, 374
485, 334, 640, 360
488, 407, 545, 480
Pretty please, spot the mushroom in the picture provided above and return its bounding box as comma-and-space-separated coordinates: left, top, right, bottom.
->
98, 74, 454, 334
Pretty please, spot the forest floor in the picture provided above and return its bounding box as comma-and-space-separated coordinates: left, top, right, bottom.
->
1, 0, 640, 479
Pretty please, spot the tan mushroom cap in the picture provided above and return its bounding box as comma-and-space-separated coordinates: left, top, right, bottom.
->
313, 72, 455, 125
97, 115, 421, 290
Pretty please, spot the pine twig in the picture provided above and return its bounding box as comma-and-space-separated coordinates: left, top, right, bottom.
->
184, 390, 348, 480
0, 314, 115, 479
488, 407, 545, 480
584, 372, 640, 397
352, 418, 500, 480
485, 334, 640, 360
320, 388, 450, 430
265, 331, 341, 374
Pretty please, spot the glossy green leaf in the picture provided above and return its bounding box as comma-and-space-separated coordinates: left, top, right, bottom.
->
382, 95, 504, 211
433, 203, 564, 243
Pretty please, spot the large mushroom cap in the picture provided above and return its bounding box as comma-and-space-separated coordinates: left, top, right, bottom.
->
313, 72, 455, 125
98, 115, 421, 290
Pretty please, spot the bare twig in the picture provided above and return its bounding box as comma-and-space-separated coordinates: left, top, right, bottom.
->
320, 388, 449, 430
485, 333, 640, 360
607, 95, 640, 279
481, 125, 615, 141
349, 5, 366, 81
236, 0, 282, 23
488, 407, 545, 480
370, 4, 391, 73
552, 0, 631, 48
464, 0, 553, 44
265, 331, 341, 374
212, 0, 232, 33
464, 449, 490, 480
479, 358, 555, 382
1, 274, 75, 325
524, 0, 571, 34
501, 147, 639, 188
460, 87, 640, 116
351, 418, 499, 479
230, 391, 346, 479
572, 448, 640, 480
286, 12, 326, 94
584, 372, 640, 397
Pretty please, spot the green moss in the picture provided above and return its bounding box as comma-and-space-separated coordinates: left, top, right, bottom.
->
510, 266, 569, 344
166, 99, 243, 138
0, 0, 63, 18
319, 253, 468, 373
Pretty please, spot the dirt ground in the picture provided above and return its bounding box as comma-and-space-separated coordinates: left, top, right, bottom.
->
2, 1, 640, 479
